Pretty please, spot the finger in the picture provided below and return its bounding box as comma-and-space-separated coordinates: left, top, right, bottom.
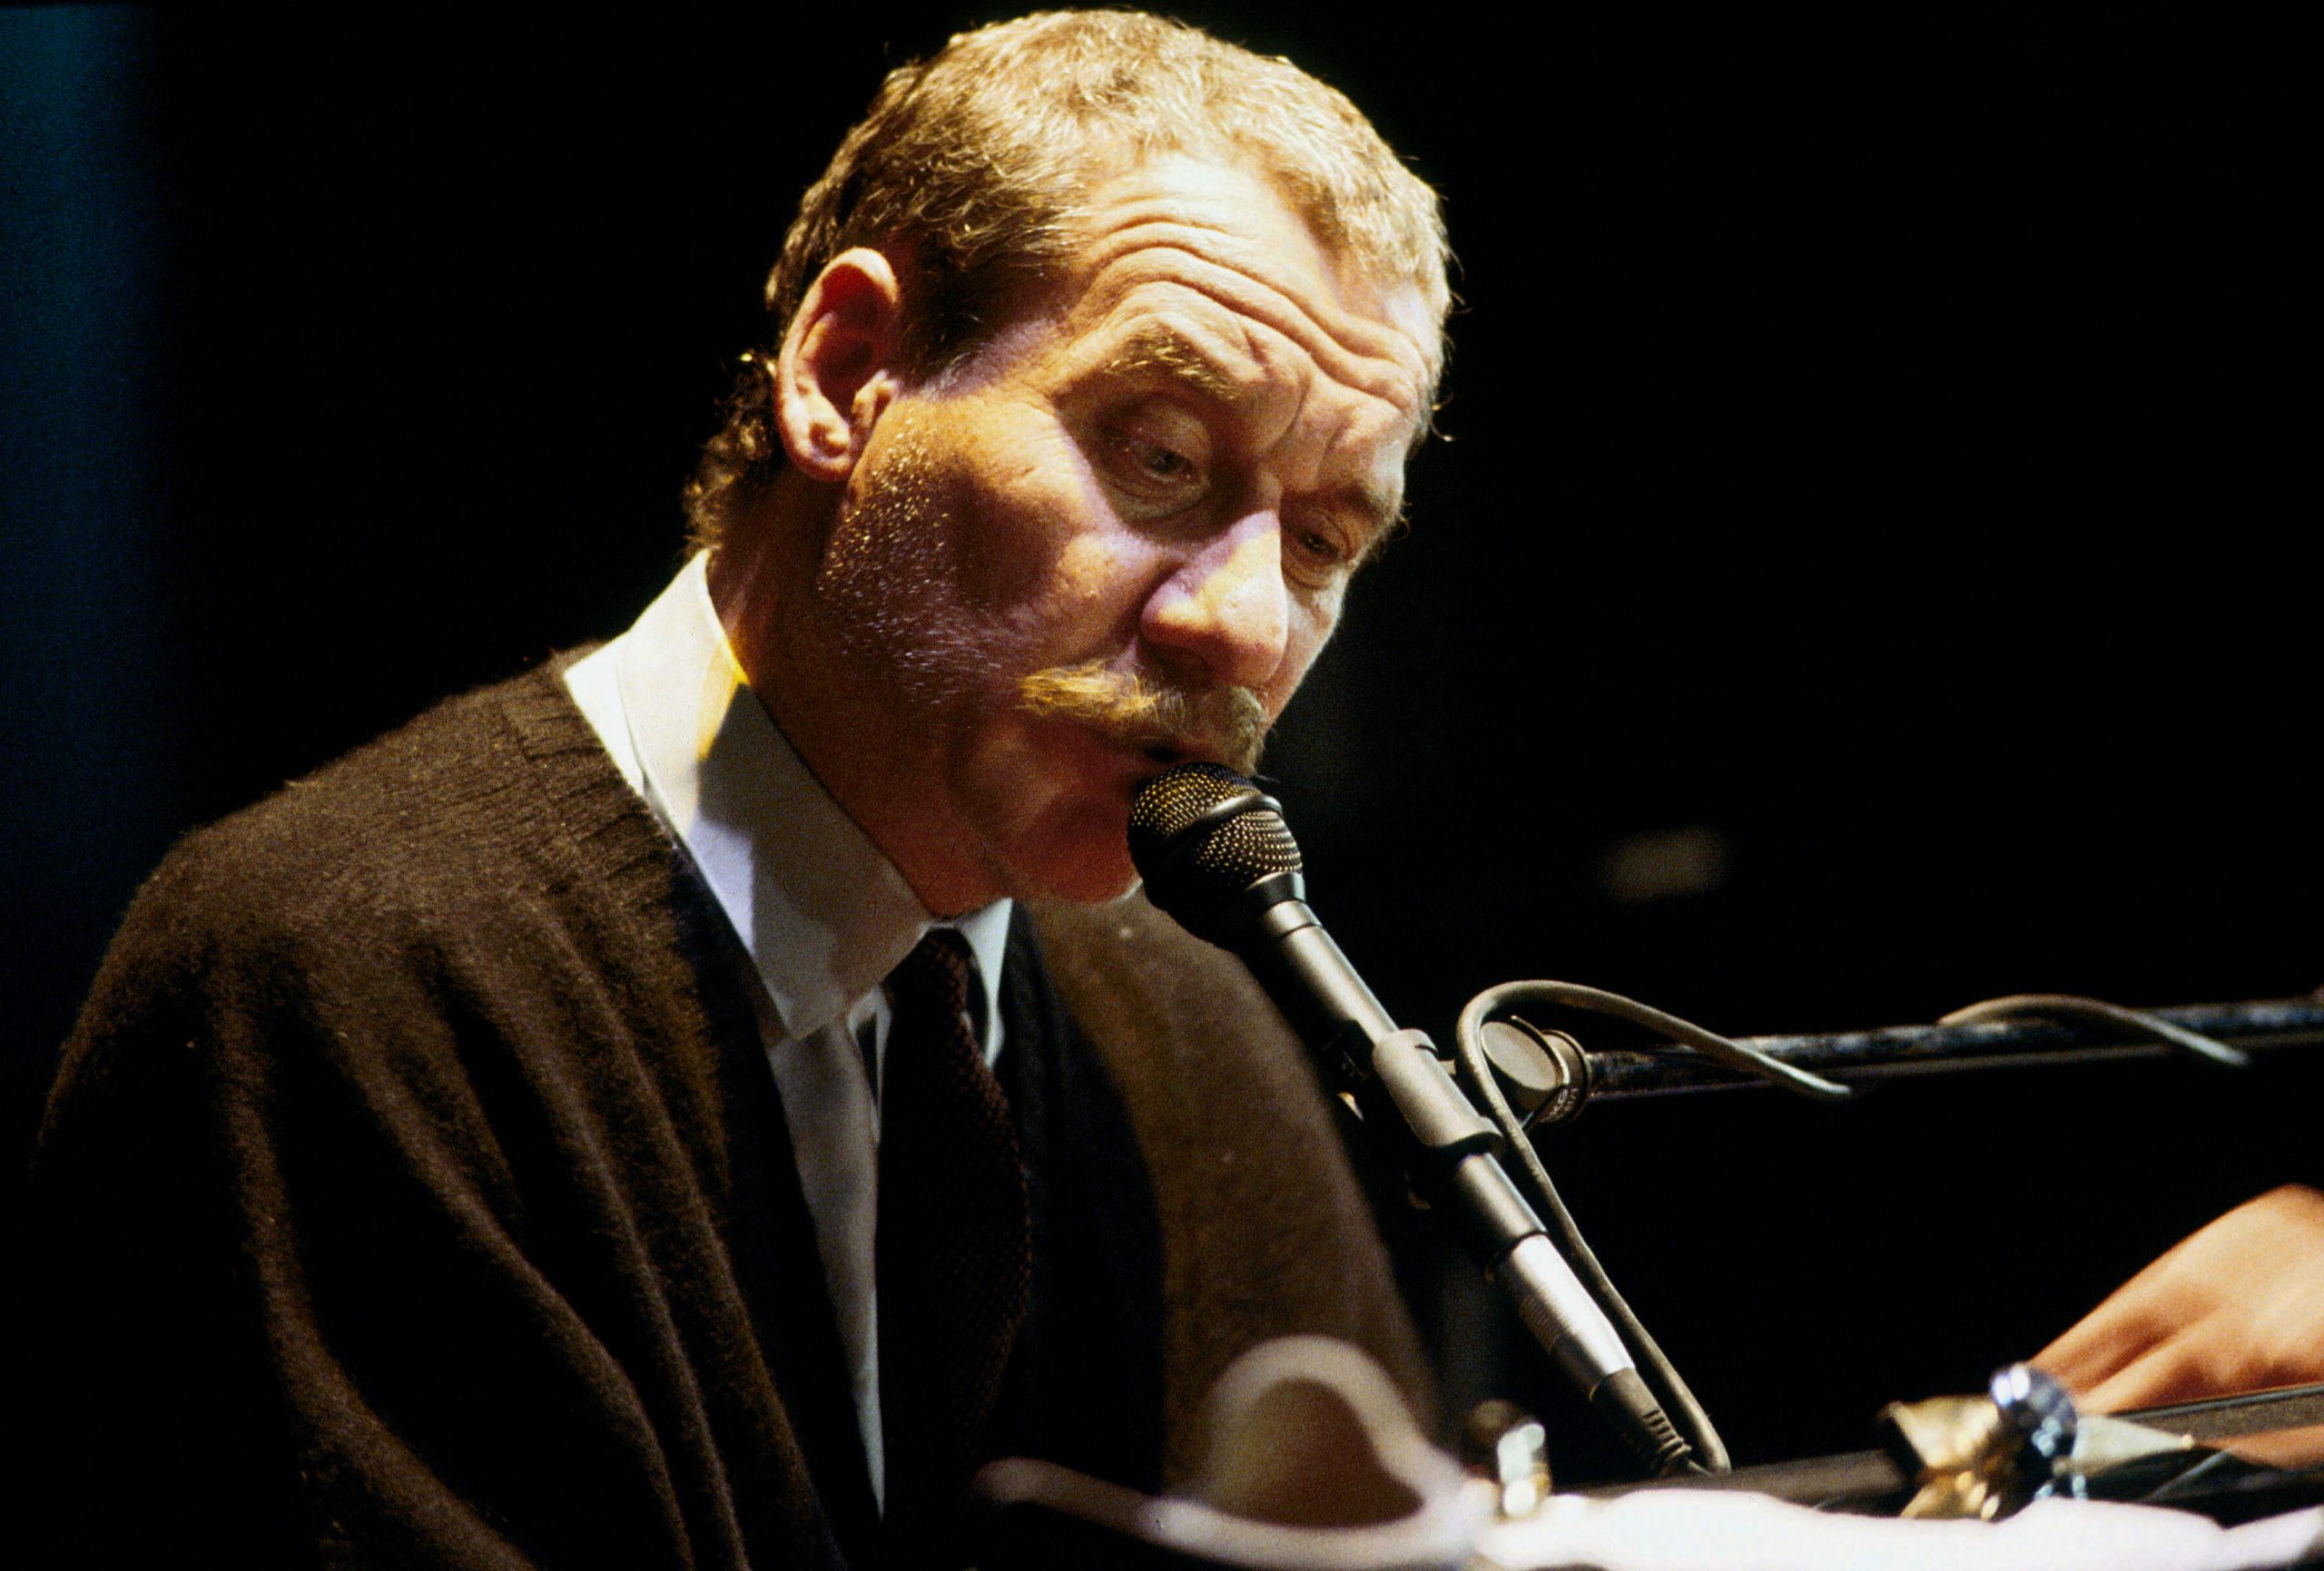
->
2031, 1291, 2164, 1394
2075, 1333, 2215, 1415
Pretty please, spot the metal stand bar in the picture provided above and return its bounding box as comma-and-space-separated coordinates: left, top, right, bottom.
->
1579, 997, 2324, 1103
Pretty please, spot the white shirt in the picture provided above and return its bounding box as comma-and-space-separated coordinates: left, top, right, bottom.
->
564, 554, 1012, 1511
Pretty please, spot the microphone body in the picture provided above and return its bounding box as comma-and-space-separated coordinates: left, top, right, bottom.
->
1128, 769, 1689, 1475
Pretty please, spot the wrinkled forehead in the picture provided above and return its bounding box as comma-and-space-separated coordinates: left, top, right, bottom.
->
969, 135, 1444, 393
1021, 152, 1443, 422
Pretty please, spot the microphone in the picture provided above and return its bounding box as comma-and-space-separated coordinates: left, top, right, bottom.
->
1128, 763, 1692, 1476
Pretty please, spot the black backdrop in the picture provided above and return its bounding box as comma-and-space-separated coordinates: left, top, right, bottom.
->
4, 8, 2314, 1481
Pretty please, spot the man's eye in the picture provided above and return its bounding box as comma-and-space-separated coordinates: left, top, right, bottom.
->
1294, 526, 1348, 570
1132, 441, 1196, 482
1103, 425, 1209, 504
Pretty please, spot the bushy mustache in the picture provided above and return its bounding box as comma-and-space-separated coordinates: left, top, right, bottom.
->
1018, 660, 1267, 775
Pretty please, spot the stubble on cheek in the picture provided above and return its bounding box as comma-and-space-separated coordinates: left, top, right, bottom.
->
816, 429, 1005, 707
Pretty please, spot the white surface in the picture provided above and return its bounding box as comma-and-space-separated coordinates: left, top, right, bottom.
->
1483, 1490, 2324, 1571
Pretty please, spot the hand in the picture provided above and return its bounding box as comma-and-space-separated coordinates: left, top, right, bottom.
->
2034, 1183, 2324, 1415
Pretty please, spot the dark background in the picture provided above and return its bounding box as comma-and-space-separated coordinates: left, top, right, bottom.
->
5, 8, 2314, 1481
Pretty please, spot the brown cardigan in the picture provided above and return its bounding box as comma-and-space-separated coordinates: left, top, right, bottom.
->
8, 663, 1427, 1569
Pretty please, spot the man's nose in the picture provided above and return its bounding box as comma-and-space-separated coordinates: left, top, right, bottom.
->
1139, 511, 1291, 691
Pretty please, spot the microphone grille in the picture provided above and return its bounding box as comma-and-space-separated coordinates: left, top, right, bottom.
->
1187, 801, 1303, 880
1128, 764, 1305, 933
1127, 761, 1260, 840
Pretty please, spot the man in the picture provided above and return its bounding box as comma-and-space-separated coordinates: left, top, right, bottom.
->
10, 14, 1443, 1569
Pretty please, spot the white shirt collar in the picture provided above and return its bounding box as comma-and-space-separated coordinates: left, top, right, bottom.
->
569, 554, 1012, 1050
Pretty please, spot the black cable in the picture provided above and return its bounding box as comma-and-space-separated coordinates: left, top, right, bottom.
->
1453, 981, 1767, 1475
1448, 981, 2246, 1480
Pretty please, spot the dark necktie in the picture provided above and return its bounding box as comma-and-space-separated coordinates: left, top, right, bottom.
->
876, 928, 1030, 1552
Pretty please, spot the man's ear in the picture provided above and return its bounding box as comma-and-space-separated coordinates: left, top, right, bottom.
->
775, 248, 908, 481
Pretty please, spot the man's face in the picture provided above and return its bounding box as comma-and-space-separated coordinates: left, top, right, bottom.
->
819, 154, 1436, 907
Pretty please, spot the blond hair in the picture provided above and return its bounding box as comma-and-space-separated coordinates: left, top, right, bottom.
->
684, 10, 1449, 547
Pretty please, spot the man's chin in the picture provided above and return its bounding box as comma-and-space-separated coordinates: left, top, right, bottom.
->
987, 794, 1145, 906
964, 723, 1174, 905
1002, 847, 1143, 907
